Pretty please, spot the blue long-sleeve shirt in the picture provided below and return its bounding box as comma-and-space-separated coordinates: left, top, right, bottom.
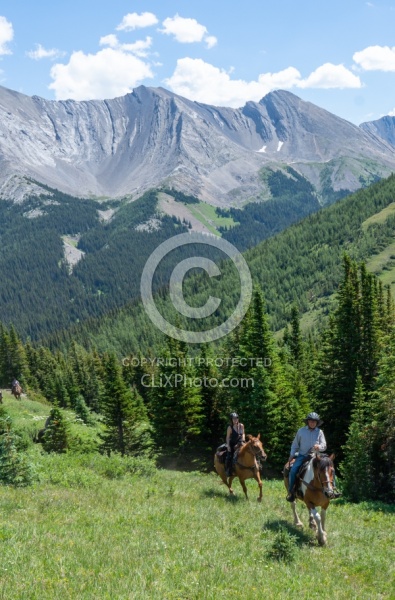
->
290, 426, 327, 457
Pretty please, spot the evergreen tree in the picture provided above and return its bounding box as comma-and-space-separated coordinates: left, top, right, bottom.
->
100, 353, 149, 456
288, 305, 303, 365
74, 394, 93, 425
42, 405, 69, 453
149, 337, 202, 454
318, 256, 384, 457
341, 372, 374, 501
8, 325, 30, 386
0, 415, 34, 486
370, 330, 395, 501
195, 344, 223, 451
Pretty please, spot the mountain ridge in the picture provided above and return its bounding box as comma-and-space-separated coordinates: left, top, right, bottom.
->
1, 84, 394, 205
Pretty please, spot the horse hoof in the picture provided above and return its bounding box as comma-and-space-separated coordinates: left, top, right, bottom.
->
295, 522, 303, 529
318, 535, 327, 546
257, 497, 262, 503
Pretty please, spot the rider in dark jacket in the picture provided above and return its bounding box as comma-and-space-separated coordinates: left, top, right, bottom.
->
225, 412, 245, 476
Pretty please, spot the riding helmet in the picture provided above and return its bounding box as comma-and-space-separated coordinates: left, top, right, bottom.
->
305, 412, 323, 426
229, 412, 239, 420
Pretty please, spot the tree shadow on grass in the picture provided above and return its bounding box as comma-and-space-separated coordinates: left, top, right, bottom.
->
262, 518, 315, 546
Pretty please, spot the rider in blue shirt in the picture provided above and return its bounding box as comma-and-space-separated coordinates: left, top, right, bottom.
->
286, 412, 326, 502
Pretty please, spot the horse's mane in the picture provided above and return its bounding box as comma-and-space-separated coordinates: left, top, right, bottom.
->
312, 455, 333, 470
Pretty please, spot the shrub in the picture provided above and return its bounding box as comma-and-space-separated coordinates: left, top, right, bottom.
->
0, 416, 35, 487
268, 527, 297, 562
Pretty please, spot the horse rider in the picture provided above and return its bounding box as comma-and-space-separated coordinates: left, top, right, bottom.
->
225, 412, 245, 476
12, 378, 20, 390
286, 412, 326, 502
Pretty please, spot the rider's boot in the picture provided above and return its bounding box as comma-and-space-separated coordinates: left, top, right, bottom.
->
225, 451, 232, 477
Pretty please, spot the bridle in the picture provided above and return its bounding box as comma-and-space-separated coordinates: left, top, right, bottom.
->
314, 462, 336, 498
300, 457, 336, 498
235, 440, 267, 472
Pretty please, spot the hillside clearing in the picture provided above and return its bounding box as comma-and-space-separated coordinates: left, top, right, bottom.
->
0, 451, 393, 600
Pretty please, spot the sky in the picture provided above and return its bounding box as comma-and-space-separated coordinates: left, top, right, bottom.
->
0, 0, 395, 124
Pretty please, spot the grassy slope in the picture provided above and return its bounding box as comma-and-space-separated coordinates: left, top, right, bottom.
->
0, 392, 394, 599
0, 457, 393, 599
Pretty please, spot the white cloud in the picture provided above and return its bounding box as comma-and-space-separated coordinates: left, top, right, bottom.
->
164, 58, 362, 107
100, 34, 153, 58
164, 58, 302, 107
0, 15, 13, 55
99, 34, 118, 49
116, 12, 158, 32
353, 45, 395, 71
204, 36, 218, 50
160, 14, 217, 48
27, 44, 65, 60
49, 48, 153, 100
299, 63, 362, 89
389, 107, 395, 116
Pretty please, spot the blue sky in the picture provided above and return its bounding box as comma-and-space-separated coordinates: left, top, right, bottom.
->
1, 0, 395, 124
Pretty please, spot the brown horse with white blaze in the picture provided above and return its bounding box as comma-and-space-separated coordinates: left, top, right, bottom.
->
284, 453, 337, 545
214, 434, 267, 501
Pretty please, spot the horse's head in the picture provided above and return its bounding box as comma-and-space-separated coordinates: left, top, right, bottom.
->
246, 434, 267, 462
312, 454, 336, 498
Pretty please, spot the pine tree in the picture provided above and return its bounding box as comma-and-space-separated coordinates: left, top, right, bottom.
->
8, 325, 30, 386
370, 331, 395, 501
74, 394, 92, 425
288, 305, 303, 365
42, 405, 69, 453
149, 337, 202, 454
341, 372, 374, 501
0, 415, 34, 486
195, 344, 223, 451
100, 353, 150, 456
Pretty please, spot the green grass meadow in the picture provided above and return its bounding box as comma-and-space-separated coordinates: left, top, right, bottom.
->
0, 459, 393, 599
0, 393, 394, 599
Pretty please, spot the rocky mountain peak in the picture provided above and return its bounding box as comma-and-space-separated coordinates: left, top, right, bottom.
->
0, 84, 394, 205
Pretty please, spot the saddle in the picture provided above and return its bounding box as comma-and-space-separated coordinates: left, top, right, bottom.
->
215, 443, 227, 464
283, 454, 312, 478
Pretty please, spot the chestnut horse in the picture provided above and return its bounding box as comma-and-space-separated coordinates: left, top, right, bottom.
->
11, 383, 23, 400
214, 434, 267, 502
284, 453, 336, 545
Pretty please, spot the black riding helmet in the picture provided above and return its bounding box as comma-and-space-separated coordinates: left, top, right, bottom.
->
229, 412, 239, 422
305, 412, 323, 427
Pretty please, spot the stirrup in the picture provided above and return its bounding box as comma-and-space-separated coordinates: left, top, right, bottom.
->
286, 492, 295, 502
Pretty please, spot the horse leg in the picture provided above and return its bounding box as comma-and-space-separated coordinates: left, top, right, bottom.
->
321, 508, 327, 532
291, 501, 303, 527
254, 473, 263, 502
308, 509, 317, 530
239, 477, 248, 500
227, 475, 235, 495
311, 508, 327, 545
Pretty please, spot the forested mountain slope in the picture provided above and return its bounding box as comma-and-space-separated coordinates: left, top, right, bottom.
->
52, 174, 395, 355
